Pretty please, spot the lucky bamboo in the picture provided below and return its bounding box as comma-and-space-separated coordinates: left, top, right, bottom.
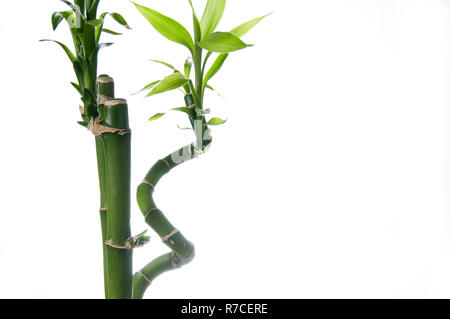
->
43, 0, 267, 299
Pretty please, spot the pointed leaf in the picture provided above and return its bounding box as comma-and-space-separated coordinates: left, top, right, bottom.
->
198, 32, 251, 53
87, 19, 103, 27
133, 2, 195, 54
89, 43, 113, 64
147, 73, 188, 96
149, 113, 166, 121
109, 12, 131, 29
177, 124, 193, 131
206, 84, 225, 98
200, 0, 226, 40
150, 59, 177, 71
184, 57, 193, 78
230, 13, 271, 37
203, 53, 228, 90
171, 107, 195, 118
40, 39, 76, 63
52, 11, 74, 30
102, 29, 122, 35
70, 82, 81, 94
133, 80, 160, 95
59, 0, 83, 17
207, 117, 227, 125
188, 0, 202, 41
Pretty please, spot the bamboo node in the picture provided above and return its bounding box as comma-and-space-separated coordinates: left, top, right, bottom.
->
138, 271, 152, 285
96, 76, 114, 84
88, 117, 131, 137
144, 207, 159, 220
97, 93, 112, 104
141, 179, 155, 189
161, 229, 179, 243
105, 230, 150, 250
99, 207, 107, 213
171, 252, 179, 269
160, 158, 170, 168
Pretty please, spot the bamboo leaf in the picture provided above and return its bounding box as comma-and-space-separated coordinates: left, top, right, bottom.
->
184, 57, 193, 78
177, 124, 193, 130
198, 32, 251, 53
230, 13, 271, 37
188, 0, 202, 41
133, 80, 160, 95
102, 29, 122, 35
206, 84, 225, 98
87, 19, 103, 27
40, 39, 76, 63
203, 53, 228, 90
150, 59, 177, 71
51, 11, 74, 30
59, 0, 83, 17
89, 43, 113, 64
147, 73, 188, 96
133, 2, 195, 54
207, 117, 227, 125
171, 107, 195, 118
70, 81, 82, 94
149, 112, 166, 121
200, 0, 226, 40
109, 12, 131, 29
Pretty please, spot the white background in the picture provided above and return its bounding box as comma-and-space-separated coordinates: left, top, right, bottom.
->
0, 0, 450, 298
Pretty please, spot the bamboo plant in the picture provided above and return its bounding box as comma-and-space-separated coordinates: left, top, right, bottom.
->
41, 0, 140, 299
131, 0, 268, 298
43, 0, 267, 299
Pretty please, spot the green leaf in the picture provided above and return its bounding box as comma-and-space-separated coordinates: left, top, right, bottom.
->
206, 84, 225, 98
184, 57, 193, 78
172, 107, 195, 118
200, 0, 226, 40
198, 32, 251, 53
70, 82, 82, 94
149, 59, 177, 71
59, 0, 83, 17
133, 2, 195, 54
149, 113, 166, 121
177, 124, 193, 130
203, 53, 228, 90
207, 117, 227, 125
133, 80, 160, 95
109, 12, 131, 29
40, 39, 76, 63
147, 73, 188, 96
87, 19, 103, 27
51, 11, 73, 31
102, 29, 122, 35
230, 13, 271, 37
89, 43, 113, 65
188, 0, 202, 41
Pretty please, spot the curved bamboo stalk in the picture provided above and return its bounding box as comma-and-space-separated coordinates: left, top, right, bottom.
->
132, 93, 205, 299
132, 144, 196, 299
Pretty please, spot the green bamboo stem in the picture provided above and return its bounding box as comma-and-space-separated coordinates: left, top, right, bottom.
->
95, 74, 115, 298
132, 144, 196, 299
102, 98, 133, 299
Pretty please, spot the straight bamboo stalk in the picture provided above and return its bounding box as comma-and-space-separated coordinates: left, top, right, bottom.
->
102, 98, 133, 299
95, 74, 115, 297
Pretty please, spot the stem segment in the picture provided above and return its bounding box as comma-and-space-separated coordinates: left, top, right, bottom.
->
103, 98, 133, 299
132, 145, 196, 299
95, 75, 115, 298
